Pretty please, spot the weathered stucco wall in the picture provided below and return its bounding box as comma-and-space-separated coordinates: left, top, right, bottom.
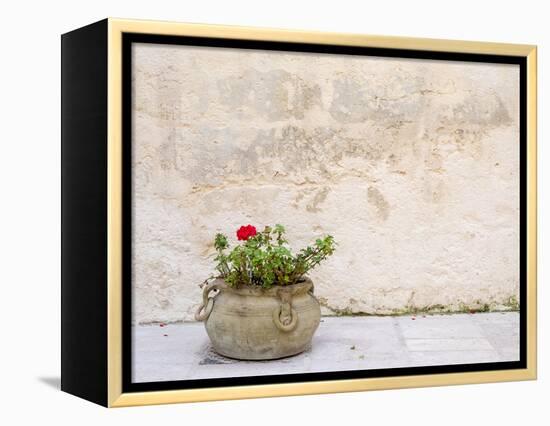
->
131, 43, 520, 324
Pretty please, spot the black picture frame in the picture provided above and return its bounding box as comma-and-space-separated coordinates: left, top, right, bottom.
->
61, 18, 536, 407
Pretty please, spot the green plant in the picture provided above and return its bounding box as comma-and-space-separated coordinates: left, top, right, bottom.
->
209, 224, 336, 288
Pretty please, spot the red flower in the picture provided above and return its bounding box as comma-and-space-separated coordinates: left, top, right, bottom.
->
236, 224, 257, 241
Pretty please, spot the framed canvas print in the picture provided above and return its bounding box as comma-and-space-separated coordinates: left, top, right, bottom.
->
61, 18, 537, 407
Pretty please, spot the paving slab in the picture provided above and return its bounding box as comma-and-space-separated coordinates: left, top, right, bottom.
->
132, 312, 519, 383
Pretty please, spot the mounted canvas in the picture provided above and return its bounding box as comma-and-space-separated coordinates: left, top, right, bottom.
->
61, 18, 537, 407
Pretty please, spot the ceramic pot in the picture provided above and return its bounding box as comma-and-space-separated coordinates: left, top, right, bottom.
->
194, 277, 321, 360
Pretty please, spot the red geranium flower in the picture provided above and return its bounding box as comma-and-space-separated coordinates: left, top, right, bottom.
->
236, 224, 257, 241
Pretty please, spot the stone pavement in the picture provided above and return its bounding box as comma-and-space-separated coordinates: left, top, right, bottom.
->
132, 312, 519, 383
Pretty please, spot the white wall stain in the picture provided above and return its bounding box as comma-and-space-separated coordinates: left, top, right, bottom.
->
132, 43, 520, 323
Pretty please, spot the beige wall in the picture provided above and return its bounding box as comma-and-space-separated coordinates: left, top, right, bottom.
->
131, 43, 520, 324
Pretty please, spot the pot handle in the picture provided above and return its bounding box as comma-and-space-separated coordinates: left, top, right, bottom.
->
194, 280, 223, 322
272, 300, 298, 332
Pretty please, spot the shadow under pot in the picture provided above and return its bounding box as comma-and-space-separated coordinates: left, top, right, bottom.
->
195, 277, 321, 360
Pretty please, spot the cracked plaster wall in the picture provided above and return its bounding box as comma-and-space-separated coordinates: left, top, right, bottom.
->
131, 43, 520, 323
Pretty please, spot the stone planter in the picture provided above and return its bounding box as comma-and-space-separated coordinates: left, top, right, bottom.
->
194, 277, 321, 360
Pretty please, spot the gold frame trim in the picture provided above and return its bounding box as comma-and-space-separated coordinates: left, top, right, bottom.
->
106, 18, 537, 407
